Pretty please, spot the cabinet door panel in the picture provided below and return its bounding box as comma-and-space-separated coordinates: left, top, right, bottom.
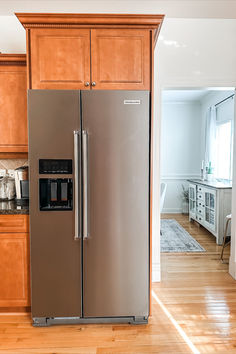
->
0, 66, 28, 152
189, 184, 196, 219
91, 29, 150, 90
0, 215, 29, 233
30, 29, 90, 89
203, 188, 216, 232
0, 233, 30, 307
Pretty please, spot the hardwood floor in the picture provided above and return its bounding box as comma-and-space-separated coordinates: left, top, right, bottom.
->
0, 214, 235, 353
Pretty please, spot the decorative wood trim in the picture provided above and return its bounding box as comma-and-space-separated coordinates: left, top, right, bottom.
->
0, 306, 30, 313
0, 215, 29, 233
0, 54, 26, 66
15, 13, 164, 26
26, 29, 32, 89
154, 15, 164, 47
0, 144, 28, 149
0, 153, 28, 159
15, 13, 164, 47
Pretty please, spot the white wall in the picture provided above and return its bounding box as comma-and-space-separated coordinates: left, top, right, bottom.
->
160, 90, 234, 214
155, 18, 236, 281
2, 3, 236, 281
2, 1, 236, 18
0, 16, 25, 53
161, 102, 201, 213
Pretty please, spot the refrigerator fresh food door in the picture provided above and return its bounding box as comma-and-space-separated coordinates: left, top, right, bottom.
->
82, 91, 150, 318
28, 90, 82, 318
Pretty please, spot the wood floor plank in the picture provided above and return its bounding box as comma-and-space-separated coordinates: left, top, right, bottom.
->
0, 213, 235, 353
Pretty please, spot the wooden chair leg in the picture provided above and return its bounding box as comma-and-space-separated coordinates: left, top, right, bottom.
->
220, 218, 231, 262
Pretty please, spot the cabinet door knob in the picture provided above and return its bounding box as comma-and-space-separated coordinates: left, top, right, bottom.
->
91, 82, 96, 87
84, 82, 90, 87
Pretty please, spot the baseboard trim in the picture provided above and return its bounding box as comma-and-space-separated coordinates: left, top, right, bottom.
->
152, 262, 161, 282
162, 208, 182, 214
229, 257, 236, 280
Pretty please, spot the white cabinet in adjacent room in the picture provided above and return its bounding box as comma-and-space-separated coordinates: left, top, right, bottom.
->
188, 180, 232, 244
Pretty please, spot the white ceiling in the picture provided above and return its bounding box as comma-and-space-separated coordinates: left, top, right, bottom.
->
1, 0, 236, 18
162, 89, 234, 103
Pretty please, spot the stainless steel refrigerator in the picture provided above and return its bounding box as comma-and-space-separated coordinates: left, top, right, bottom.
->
28, 90, 150, 326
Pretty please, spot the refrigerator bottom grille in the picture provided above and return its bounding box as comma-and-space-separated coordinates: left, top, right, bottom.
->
32, 316, 148, 327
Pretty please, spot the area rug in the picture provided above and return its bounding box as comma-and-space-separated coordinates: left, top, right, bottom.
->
160, 219, 205, 253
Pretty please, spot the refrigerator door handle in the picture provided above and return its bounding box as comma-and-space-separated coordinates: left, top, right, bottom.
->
82, 130, 89, 239
74, 130, 82, 240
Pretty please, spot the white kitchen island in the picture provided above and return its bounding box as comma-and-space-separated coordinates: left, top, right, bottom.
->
188, 179, 232, 245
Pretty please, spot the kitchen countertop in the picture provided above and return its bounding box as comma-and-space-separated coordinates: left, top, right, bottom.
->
0, 200, 29, 215
188, 179, 232, 189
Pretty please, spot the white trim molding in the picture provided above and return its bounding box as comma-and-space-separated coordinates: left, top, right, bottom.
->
229, 258, 236, 279
162, 208, 182, 214
152, 262, 161, 282
161, 174, 200, 180
229, 91, 236, 280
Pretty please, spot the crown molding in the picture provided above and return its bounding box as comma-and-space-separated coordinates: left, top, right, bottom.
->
15, 13, 164, 27
15, 13, 164, 45
0, 54, 26, 66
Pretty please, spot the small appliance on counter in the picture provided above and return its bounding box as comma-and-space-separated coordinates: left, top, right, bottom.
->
0, 175, 16, 200
14, 166, 29, 205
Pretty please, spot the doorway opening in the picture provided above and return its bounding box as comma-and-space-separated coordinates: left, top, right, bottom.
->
160, 87, 234, 280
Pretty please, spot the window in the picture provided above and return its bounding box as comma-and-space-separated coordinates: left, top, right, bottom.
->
215, 97, 234, 180
215, 121, 233, 180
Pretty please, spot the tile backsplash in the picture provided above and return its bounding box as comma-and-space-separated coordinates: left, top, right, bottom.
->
0, 159, 28, 172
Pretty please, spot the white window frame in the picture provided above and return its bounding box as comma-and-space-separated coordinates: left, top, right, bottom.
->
215, 112, 234, 182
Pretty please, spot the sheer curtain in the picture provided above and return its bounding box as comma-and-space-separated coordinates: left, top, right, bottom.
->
205, 105, 217, 170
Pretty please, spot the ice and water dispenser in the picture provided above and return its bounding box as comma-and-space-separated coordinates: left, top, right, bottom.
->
39, 159, 73, 211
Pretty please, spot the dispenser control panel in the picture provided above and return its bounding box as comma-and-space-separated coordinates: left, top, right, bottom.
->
39, 159, 72, 174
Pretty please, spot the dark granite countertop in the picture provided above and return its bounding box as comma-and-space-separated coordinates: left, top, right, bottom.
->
0, 200, 29, 215
188, 179, 232, 189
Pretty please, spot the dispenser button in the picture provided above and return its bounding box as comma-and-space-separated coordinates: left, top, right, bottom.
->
51, 182, 57, 201
61, 182, 68, 201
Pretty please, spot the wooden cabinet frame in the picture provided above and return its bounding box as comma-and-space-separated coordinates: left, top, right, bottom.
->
29, 28, 91, 89
0, 215, 30, 309
16, 14, 164, 89
91, 28, 151, 90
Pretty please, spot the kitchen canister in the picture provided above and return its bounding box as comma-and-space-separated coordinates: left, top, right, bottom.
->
0, 176, 16, 200
6, 177, 16, 200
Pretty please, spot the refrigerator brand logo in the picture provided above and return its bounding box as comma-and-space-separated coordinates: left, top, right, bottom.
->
124, 100, 141, 105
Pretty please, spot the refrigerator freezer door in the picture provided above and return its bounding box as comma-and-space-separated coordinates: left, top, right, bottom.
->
82, 91, 150, 318
28, 90, 82, 318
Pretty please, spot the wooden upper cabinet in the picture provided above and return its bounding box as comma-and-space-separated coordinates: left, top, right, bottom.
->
30, 28, 90, 89
16, 13, 164, 91
0, 54, 28, 153
91, 29, 150, 90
